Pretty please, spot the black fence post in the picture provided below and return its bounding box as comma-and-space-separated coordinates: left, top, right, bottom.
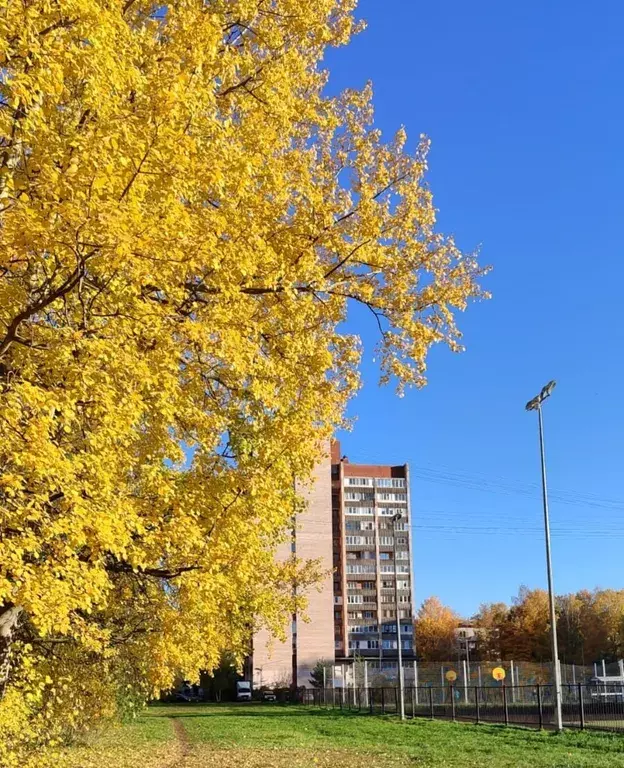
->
340, 687, 343, 710
429, 686, 434, 719
411, 686, 416, 718
451, 685, 456, 721
381, 687, 385, 715
475, 686, 481, 725
537, 684, 543, 729
503, 684, 509, 726
578, 683, 585, 730
369, 687, 373, 715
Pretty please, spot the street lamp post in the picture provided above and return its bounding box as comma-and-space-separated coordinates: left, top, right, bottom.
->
525, 380, 563, 732
392, 512, 406, 720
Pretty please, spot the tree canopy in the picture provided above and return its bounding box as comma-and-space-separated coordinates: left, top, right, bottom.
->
414, 597, 461, 662
0, 0, 485, 759
416, 588, 624, 665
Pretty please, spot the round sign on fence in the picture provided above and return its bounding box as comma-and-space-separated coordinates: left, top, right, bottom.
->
445, 670, 457, 682
492, 667, 506, 681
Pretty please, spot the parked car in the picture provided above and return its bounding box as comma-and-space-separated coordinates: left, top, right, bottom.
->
262, 689, 277, 702
173, 683, 203, 702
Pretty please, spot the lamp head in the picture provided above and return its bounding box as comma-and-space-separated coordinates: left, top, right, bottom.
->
541, 380, 556, 399
526, 380, 557, 411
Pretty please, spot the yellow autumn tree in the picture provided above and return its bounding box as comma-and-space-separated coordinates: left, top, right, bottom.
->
414, 597, 461, 661
0, 0, 486, 757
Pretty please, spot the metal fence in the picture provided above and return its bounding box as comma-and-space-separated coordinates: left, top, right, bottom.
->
302, 684, 624, 732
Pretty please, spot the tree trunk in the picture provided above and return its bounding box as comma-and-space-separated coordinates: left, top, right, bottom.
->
0, 605, 23, 700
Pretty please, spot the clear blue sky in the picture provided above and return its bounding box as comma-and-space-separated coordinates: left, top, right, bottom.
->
326, 0, 624, 618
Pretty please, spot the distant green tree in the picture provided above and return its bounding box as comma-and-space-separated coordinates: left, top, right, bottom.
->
200, 652, 241, 702
309, 659, 334, 689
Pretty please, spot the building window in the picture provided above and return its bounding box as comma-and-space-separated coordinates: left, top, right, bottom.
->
345, 505, 375, 515
344, 492, 375, 502
347, 595, 363, 604
346, 564, 376, 574
349, 625, 378, 635
346, 477, 374, 487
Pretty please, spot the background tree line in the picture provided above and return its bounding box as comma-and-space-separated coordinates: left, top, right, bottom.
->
415, 587, 624, 664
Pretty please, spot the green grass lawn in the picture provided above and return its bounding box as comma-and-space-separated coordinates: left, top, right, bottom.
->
58, 703, 624, 767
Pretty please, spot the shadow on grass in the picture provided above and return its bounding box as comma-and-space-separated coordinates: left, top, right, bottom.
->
147, 705, 370, 720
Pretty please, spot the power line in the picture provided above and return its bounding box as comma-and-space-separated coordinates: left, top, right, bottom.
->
410, 465, 624, 512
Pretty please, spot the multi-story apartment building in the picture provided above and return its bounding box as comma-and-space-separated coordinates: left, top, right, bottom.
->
331, 441, 415, 670
250, 440, 415, 689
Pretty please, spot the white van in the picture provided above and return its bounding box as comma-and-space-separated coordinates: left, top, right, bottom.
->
236, 681, 252, 701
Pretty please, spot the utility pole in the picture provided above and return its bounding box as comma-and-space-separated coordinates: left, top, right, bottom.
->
525, 380, 563, 732
393, 512, 405, 719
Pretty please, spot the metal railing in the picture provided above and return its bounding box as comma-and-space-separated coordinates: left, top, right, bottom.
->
302, 684, 624, 732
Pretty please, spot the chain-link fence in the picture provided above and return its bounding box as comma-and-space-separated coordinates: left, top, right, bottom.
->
330, 659, 600, 690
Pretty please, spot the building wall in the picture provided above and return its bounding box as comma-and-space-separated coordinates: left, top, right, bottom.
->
294, 450, 335, 686
252, 444, 334, 689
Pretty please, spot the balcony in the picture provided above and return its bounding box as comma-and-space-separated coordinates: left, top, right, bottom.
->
347, 589, 377, 599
